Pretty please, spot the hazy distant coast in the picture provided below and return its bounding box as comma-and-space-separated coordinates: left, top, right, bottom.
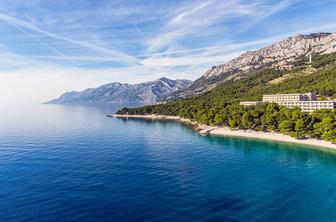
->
111, 114, 336, 150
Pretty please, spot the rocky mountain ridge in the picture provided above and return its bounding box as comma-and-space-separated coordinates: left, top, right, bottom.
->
177, 32, 336, 97
47, 77, 191, 105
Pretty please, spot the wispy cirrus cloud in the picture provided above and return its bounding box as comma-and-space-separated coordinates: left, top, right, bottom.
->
145, 0, 297, 54
0, 12, 139, 65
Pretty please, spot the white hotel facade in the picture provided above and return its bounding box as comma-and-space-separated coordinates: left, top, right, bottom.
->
240, 93, 335, 112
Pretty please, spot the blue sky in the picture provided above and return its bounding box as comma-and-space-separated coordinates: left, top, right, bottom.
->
1, 0, 336, 104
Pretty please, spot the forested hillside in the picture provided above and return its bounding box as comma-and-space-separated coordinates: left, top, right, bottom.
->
117, 53, 336, 143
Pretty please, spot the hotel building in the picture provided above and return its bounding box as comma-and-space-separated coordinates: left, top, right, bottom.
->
240, 93, 335, 112
239, 101, 262, 106
262, 93, 317, 103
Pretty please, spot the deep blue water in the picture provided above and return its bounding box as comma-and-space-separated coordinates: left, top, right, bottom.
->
1, 104, 336, 222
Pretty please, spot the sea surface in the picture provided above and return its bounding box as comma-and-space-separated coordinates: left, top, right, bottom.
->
1, 104, 336, 222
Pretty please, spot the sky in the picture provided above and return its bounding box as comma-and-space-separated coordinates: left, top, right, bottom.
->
0, 0, 336, 105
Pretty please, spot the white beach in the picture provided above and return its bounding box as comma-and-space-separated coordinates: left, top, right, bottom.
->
210, 127, 336, 149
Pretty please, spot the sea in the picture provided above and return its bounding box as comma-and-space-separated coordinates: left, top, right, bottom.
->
1, 104, 336, 222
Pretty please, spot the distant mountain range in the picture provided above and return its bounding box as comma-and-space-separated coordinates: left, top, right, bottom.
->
49, 32, 336, 105
171, 32, 336, 98
47, 78, 191, 105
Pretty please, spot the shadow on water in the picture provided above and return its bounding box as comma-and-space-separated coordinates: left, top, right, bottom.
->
209, 133, 336, 153
207, 135, 336, 167
113, 117, 198, 135
115, 117, 336, 167
114, 116, 196, 128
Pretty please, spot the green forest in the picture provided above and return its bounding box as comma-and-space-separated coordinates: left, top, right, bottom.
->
117, 53, 336, 143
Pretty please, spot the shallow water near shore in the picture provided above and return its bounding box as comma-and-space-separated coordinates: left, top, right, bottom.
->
2, 104, 336, 221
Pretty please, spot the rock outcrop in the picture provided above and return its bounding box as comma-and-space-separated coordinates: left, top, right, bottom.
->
178, 32, 336, 97
204, 33, 336, 79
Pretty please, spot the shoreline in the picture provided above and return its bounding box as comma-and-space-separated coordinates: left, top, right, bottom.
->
110, 114, 336, 150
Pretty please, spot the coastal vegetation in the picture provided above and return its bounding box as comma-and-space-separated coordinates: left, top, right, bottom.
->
312, 52, 336, 68
117, 54, 336, 143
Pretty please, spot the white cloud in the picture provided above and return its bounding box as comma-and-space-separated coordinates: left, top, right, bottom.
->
145, 0, 298, 54
0, 12, 139, 65
141, 52, 243, 68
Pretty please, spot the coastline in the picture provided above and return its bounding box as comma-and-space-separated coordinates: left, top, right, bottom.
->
110, 114, 336, 150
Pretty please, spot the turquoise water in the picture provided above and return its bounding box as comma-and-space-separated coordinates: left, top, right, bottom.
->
1, 104, 336, 221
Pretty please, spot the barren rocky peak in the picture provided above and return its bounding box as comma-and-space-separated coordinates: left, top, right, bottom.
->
203, 33, 336, 79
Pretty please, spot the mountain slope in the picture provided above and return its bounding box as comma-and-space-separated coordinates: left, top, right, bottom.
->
117, 52, 336, 117
47, 77, 192, 105
175, 32, 336, 98
117, 53, 336, 143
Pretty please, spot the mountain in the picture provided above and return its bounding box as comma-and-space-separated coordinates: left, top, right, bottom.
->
47, 77, 192, 105
117, 54, 336, 143
117, 51, 336, 128
120, 51, 336, 115
173, 32, 336, 98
